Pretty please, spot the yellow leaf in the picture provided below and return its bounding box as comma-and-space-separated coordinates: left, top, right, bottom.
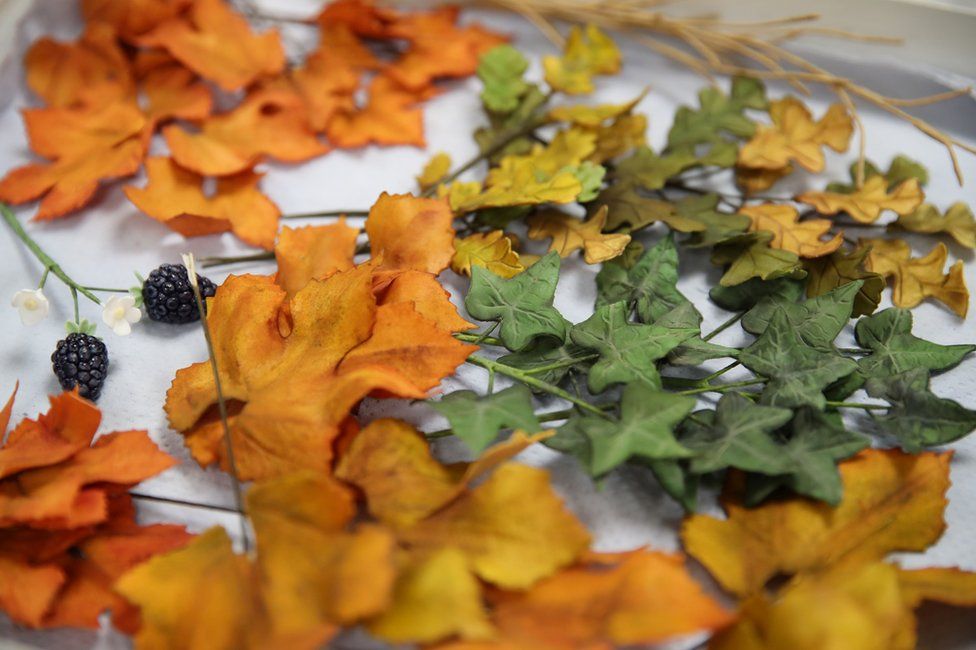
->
736, 164, 793, 194
547, 92, 644, 127
451, 230, 524, 278
897, 566, 976, 608
417, 152, 452, 191
862, 238, 969, 317
488, 128, 596, 182
586, 113, 647, 163
682, 448, 951, 597
738, 97, 852, 172
797, 176, 924, 223
367, 548, 493, 644
543, 24, 621, 95
451, 164, 581, 212
891, 201, 976, 249
527, 205, 631, 263
711, 562, 916, 650
741, 203, 843, 258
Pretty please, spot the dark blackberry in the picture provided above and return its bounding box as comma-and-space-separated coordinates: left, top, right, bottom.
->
52, 333, 109, 401
142, 264, 217, 324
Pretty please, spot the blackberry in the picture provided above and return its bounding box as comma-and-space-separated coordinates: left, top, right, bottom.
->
52, 333, 109, 401
142, 264, 217, 324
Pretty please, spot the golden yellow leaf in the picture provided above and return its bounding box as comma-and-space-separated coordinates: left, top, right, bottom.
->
862, 238, 969, 317
891, 201, 976, 249
797, 176, 924, 224
897, 566, 976, 608
527, 205, 631, 263
450, 165, 582, 212
738, 97, 852, 172
417, 152, 452, 191
682, 448, 951, 597
367, 548, 493, 644
547, 92, 644, 127
586, 113, 647, 163
543, 24, 621, 95
710, 562, 916, 650
741, 203, 843, 258
451, 230, 524, 278
736, 164, 793, 194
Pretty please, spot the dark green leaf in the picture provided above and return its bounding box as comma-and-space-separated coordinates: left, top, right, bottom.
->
711, 231, 806, 287
803, 246, 884, 317
644, 459, 699, 512
679, 194, 752, 248
667, 76, 766, 148
742, 281, 861, 349
709, 277, 804, 311
430, 385, 542, 453
612, 146, 699, 190
595, 182, 703, 233
595, 234, 691, 323
465, 251, 569, 352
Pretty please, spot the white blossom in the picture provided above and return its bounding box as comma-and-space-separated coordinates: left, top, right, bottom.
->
102, 295, 142, 336
11, 288, 49, 326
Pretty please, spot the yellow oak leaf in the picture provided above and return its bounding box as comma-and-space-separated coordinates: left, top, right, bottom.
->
736, 164, 793, 194
862, 238, 968, 317
450, 165, 582, 212
682, 448, 951, 597
417, 152, 452, 191
741, 203, 843, 258
738, 97, 852, 172
585, 113, 648, 163
527, 205, 631, 264
451, 230, 525, 278
547, 92, 644, 127
543, 24, 621, 95
797, 175, 924, 223
891, 201, 976, 249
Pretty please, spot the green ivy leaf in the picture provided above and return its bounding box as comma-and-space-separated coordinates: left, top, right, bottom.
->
742, 281, 861, 349
570, 301, 695, 393
855, 308, 974, 382
681, 394, 793, 475
465, 251, 569, 352
803, 246, 885, 317
477, 45, 530, 113
576, 383, 695, 475
739, 308, 857, 409
866, 369, 976, 452
430, 385, 543, 453
667, 76, 767, 148
655, 302, 739, 365
644, 459, 699, 512
595, 235, 689, 322
709, 277, 804, 312
612, 146, 699, 190
712, 231, 806, 287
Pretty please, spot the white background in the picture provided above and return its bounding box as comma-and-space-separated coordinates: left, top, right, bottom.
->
1, 1, 975, 648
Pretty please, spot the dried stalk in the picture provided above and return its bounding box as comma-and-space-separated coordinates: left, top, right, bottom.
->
466, 0, 975, 183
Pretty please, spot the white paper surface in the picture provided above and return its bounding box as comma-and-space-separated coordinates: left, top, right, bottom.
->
1, 1, 976, 648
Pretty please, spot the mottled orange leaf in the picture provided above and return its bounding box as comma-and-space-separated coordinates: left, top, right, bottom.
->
385, 7, 506, 91
139, 0, 285, 92
797, 176, 924, 224
275, 221, 360, 297
373, 269, 474, 332
166, 266, 473, 481
165, 87, 326, 176
365, 193, 455, 274
25, 22, 133, 109
326, 75, 432, 149
125, 157, 280, 250
862, 238, 968, 317
527, 205, 631, 264
0, 102, 146, 220
682, 448, 951, 597
739, 97, 852, 172
82, 0, 191, 40
742, 203, 843, 258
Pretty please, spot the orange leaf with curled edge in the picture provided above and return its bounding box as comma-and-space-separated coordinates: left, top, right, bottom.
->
139, 0, 284, 92
365, 192, 456, 274
275, 221, 360, 298
682, 448, 952, 598
0, 101, 146, 220
373, 269, 475, 332
431, 551, 733, 650
24, 22, 133, 109
165, 86, 327, 177
861, 238, 969, 317
742, 203, 843, 258
738, 97, 852, 173
124, 157, 279, 250
326, 75, 435, 149
796, 175, 924, 224
165, 266, 474, 481
82, 0, 191, 41
384, 6, 506, 91
0, 383, 18, 446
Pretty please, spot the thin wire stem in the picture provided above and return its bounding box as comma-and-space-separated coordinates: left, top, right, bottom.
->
676, 377, 766, 395
702, 312, 744, 341
130, 491, 242, 514
281, 209, 369, 220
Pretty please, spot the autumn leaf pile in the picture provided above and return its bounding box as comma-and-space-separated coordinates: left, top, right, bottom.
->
0, 0, 504, 248
3, 2, 976, 650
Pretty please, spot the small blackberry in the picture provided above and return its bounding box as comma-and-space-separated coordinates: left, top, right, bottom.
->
142, 264, 217, 324
52, 333, 109, 401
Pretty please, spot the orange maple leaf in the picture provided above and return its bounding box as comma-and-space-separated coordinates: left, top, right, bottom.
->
81, 0, 191, 41
24, 22, 133, 109
124, 157, 280, 249
139, 0, 285, 92
136, 56, 213, 134
366, 192, 456, 274
275, 220, 360, 297
164, 86, 327, 176
0, 101, 146, 220
326, 75, 434, 149
0, 391, 190, 630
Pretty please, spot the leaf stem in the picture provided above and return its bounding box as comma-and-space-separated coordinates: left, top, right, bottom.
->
130, 491, 242, 514
465, 355, 609, 418
83, 286, 130, 293
201, 251, 275, 268
701, 360, 741, 383
826, 400, 887, 411
838, 347, 872, 355
454, 332, 505, 347
702, 312, 744, 341
281, 209, 369, 220
2, 203, 100, 304
677, 377, 766, 396
522, 354, 599, 375
425, 403, 615, 439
